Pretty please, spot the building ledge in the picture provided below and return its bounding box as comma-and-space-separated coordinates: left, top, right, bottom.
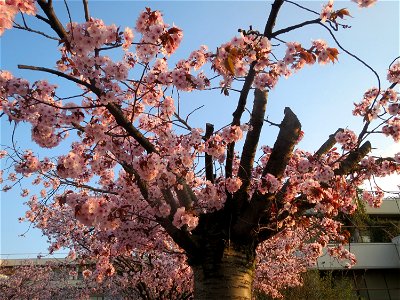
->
316, 242, 400, 270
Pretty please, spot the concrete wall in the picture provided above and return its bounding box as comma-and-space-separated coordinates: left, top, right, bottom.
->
317, 242, 400, 270
365, 198, 400, 215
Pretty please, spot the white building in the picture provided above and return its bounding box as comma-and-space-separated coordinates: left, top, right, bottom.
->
317, 198, 400, 300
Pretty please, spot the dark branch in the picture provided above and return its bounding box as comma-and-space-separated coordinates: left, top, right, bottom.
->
284, 0, 319, 16
264, 0, 285, 38
155, 217, 199, 258
35, 14, 52, 26
262, 107, 301, 178
37, 0, 68, 40
314, 128, 343, 158
175, 180, 198, 209
234, 89, 268, 207
82, 0, 90, 21
226, 65, 257, 179
335, 141, 372, 176
18, 64, 92, 90
121, 163, 197, 256
106, 103, 156, 154
318, 22, 381, 92
272, 18, 320, 37
13, 24, 59, 40
233, 107, 301, 241
226, 0, 285, 179
204, 123, 215, 183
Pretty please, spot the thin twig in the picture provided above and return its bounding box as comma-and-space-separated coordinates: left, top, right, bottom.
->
12, 24, 59, 40
272, 18, 320, 37
18, 64, 93, 90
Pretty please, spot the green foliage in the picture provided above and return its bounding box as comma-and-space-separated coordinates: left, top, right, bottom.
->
350, 198, 400, 243
256, 270, 358, 300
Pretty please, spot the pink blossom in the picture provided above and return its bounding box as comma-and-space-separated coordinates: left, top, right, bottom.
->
335, 129, 358, 150
259, 173, 280, 194
122, 27, 134, 50
320, 0, 334, 22
225, 177, 243, 194
352, 0, 377, 8
387, 60, 400, 83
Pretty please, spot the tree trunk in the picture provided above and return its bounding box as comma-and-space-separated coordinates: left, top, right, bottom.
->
192, 246, 255, 300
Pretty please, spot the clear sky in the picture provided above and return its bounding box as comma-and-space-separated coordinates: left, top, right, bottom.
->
1, 0, 399, 258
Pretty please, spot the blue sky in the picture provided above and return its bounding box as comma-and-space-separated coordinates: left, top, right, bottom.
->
1, 1, 399, 258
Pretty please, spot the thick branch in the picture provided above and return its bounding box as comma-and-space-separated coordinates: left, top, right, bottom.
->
155, 217, 200, 258
35, 14, 52, 26
314, 128, 344, 158
262, 107, 301, 178
160, 188, 179, 215
37, 0, 68, 40
264, 0, 284, 38
106, 103, 156, 154
204, 123, 215, 183
270, 128, 345, 218
121, 163, 197, 256
82, 0, 90, 21
233, 107, 301, 241
226, 66, 257, 179
235, 89, 268, 204
335, 141, 372, 176
175, 180, 198, 209
226, 0, 285, 179
120, 163, 149, 201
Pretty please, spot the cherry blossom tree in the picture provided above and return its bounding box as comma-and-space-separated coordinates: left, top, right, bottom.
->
1, 0, 399, 299
0, 260, 91, 300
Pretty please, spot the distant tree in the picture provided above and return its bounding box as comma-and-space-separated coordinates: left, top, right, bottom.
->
256, 270, 358, 300
1, 0, 399, 299
0, 261, 87, 300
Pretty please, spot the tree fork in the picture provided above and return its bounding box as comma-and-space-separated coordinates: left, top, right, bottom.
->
234, 89, 268, 216
233, 107, 301, 241
226, 0, 285, 179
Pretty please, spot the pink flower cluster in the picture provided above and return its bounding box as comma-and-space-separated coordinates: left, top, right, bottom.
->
259, 173, 281, 194
353, 86, 400, 142
71, 193, 120, 230
172, 207, 199, 230
122, 27, 134, 50
362, 190, 384, 208
57, 150, 86, 179
14, 150, 40, 176
320, 0, 334, 22
204, 125, 247, 162
388, 60, 400, 83
135, 8, 183, 62
66, 19, 119, 56
382, 118, 400, 142
352, 0, 377, 8
142, 47, 210, 93
211, 33, 271, 87
225, 177, 243, 194
335, 129, 358, 150
0, 0, 36, 36
253, 39, 338, 90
